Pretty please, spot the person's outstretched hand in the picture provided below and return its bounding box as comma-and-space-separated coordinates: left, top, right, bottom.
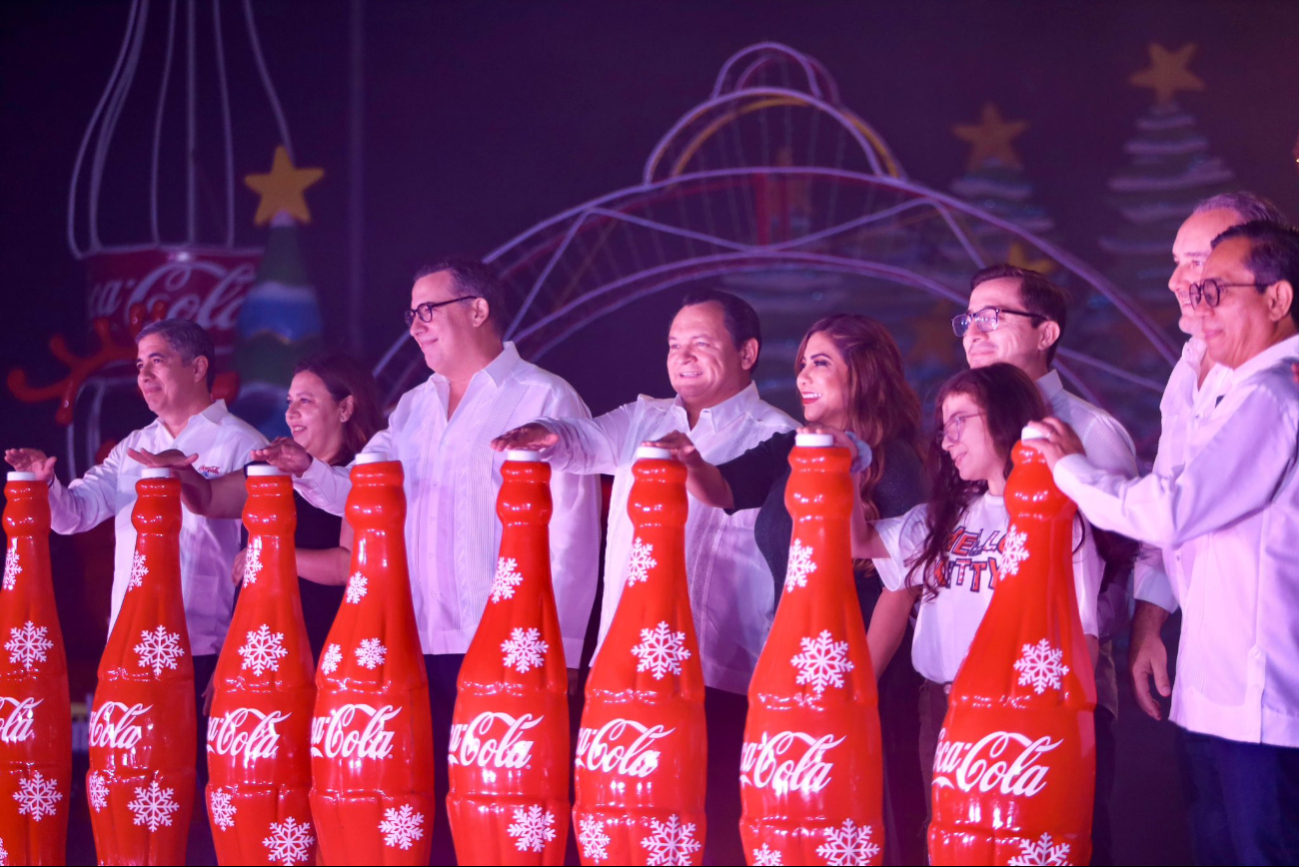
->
251, 437, 313, 476
490, 423, 559, 453
4, 448, 56, 483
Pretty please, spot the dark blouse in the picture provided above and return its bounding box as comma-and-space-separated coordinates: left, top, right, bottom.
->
718, 431, 927, 603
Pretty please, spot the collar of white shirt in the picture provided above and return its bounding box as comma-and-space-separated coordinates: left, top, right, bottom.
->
1224, 333, 1299, 389
143, 399, 231, 440
428, 341, 523, 392
669, 381, 766, 434
1036, 368, 1066, 404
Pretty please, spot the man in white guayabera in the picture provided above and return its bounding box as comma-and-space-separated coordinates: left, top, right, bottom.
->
254, 257, 600, 863
5, 318, 267, 773
492, 288, 796, 864
1028, 221, 1299, 866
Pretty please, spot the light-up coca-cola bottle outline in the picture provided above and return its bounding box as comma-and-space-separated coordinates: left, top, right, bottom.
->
739, 433, 884, 867
309, 452, 434, 866
447, 450, 570, 865
573, 445, 708, 867
88, 466, 197, 866
1, 471, 72, 866
207, 464, 317, 865
929, 428, 1097, 867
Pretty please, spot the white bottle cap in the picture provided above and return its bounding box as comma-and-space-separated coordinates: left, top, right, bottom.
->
1020, 424, 1048, 441
506, 450, 543, 462
7, 472, 36, 482
247, 464, 286, 476
354, 452, 389, 465
635, 446, 672, 461
142, 467, 172, 479
795, 433, 835, 448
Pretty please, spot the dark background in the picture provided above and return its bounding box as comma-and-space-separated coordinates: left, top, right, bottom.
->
2, 2, 1297, 864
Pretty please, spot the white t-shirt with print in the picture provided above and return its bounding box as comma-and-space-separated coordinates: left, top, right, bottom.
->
872, 492, 1102, 685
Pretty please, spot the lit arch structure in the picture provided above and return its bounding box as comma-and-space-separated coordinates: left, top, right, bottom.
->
377, 42, 1176, 452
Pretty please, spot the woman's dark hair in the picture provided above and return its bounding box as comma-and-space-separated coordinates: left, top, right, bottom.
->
906, 363, 1046, 598
292, 353, 384, 461
795, 314, 922, 521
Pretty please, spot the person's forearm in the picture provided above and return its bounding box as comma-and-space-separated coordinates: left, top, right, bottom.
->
866, 587, 913, 679
852, 520, 888, 560
685, 461, 734, 510
1132, 600, 1169, 644
296, 547, 351, 586
1087, 635, 1100, 670
175, 464, 214, 515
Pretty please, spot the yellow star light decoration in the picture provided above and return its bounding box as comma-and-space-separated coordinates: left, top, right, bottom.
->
1130, 43, 1205, 106
244, 146, 324, 225
953, 103, 1030, 172
1008, 241, 1057, 275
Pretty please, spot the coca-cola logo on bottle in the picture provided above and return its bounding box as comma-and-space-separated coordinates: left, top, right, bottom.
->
932, 729, 1062, 797
448, 711, 542, 770
575, 718, 676, 779
310, 703, 401, 760
0, 695, 43, 744
740, 730, 845, 797
89, 701, 152, 752
207, 707, 290, 761
85, 249, 259, 351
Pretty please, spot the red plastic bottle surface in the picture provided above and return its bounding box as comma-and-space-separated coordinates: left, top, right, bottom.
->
740, 435, 884, 866
572, 446, 707, 866
207, 466, 317, 865
0, 472, 72, 865
88, 468, 197, 866
447, 451, 570, 864
928, 436, 1097, 866
309, 455, 434, 865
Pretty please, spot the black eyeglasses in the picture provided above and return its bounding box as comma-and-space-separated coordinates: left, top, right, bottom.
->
951, 306, 1047, 338
1187, 279, 1271, 309
403, 296, 476, 327
938, 411, 984, 444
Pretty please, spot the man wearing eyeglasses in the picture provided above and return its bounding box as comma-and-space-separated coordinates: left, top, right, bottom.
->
1129, 193, 1287, 731
254, 257, 600, 863
1028, 220, 1299, 865
956, 263, 1140, 864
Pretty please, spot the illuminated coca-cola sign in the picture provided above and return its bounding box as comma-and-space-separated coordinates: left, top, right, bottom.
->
85, 246, 261, 356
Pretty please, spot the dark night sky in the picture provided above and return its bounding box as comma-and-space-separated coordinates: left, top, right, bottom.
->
3, 0, 1298, 451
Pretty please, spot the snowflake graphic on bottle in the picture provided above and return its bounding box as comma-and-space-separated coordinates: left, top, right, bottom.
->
134, 625, 185, 677
491, 557, 523, 602
238, 623, 289, 677
507, 804, 556, 853
640, 814, 702, 866
263, 816, 314, 865
127, 780, 180, 831
630, 621, 690, 680
1008, 832, 1072, 866
379, 804, 425, 850
790, 630, 854, 696
624, 537, 657, 586
785, 539, 817, 592
577, 814, 611, 863
501, 627, 549, 673
3, 543, 21, 591
13, 771, 62, 822
127, 549, 148, 590
1014, 638, 1070, 694
6, 620, 54, 672
816, 819, 879, 865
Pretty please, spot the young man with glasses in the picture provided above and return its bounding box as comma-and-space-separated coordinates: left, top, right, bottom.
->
254, 257, 600, 864
956, 263, 1140, 864
1029, 220, 1299, 865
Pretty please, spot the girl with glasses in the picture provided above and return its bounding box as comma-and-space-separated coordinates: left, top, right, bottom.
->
856, 362, 1102, 823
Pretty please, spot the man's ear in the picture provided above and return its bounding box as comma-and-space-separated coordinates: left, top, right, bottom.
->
740, 337, 760, 372
1038, 320, 1061, 355
1266, 280, 1294, 325
471, 297, 491, 329
193, 354, 210, 385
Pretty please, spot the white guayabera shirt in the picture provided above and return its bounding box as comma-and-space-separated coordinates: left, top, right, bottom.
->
1054, 334, 1299, 747
538, 382, 796, 695
46, 400, 266, 655
294, 343, 601, 664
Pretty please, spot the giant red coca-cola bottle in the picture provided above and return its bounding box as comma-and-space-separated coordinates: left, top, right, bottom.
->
88, 467, 197, 866
739, 434, 884, 866
447, 451, 569, 865
310, 454, 434, 864
207, 465, 316, 865
0, 472, 72, 865
929, 432, 1097, 866
573, 446, 707, 866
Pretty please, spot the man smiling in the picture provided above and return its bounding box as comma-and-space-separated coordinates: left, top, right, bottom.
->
492, 287, 795, 863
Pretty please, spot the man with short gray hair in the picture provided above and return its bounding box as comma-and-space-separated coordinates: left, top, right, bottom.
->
5, 317, 266, 772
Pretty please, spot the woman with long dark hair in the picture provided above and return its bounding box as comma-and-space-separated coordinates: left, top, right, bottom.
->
131, 353, 385, 661
856, 362, 1102, 816
648, 313, 930, 862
